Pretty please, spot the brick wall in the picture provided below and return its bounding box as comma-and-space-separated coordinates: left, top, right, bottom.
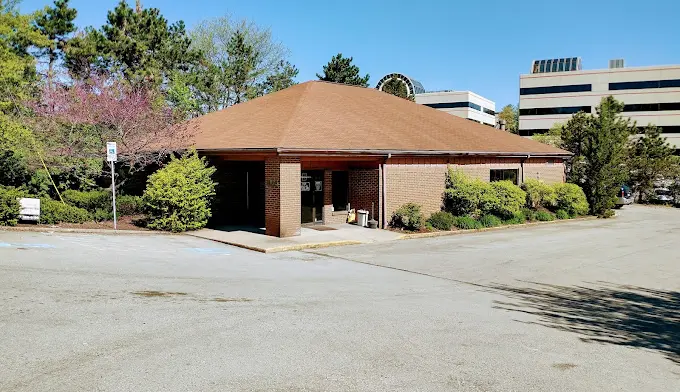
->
523, 158, 566, 183
321, 170, 348, 224
265, 157, 301, 237
349, 169, 380, 221
384, 157, 566, 220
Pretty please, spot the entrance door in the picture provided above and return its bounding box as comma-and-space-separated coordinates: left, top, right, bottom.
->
301, 170, 324, 224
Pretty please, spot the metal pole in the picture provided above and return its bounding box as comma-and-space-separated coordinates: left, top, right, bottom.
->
111, 161, 117, 230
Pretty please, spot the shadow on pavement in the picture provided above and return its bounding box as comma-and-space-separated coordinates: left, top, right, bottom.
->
488, 282, 680, 364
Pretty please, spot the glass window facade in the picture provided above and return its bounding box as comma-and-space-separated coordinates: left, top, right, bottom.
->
609, 79, 680, 90
520, 84, 592, 95
519, 106, 591, 116
483, 108, 495, 115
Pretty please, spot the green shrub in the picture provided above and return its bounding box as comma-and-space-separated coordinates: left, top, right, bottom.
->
40, 199, 91, 224
553, 183, 589, 216
63, 189, 110, 212
489, 181, 526, 219
427, 211, 455, 231
453, 216, 482, 230
479, 214, 502, 228
555, 209, 570, 220
535, 210, 556, 221
522, 179, 557, 209
503, 211, 527, 225
116, 195, 143, 216
443, 180, 486, 216
390, 203, 425, 231
143, 151, 217, 232
600, 209, 616, 219
0, 186, 23, 226
521, 208, 537, 222
91, 209, 113, 222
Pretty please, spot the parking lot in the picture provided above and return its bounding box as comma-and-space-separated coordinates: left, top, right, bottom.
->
1, 205, 679, 391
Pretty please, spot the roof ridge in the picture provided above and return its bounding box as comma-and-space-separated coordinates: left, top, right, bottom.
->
280, 81, 315, 144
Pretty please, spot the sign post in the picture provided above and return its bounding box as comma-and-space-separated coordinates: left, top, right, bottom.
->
106, 142, 118, 230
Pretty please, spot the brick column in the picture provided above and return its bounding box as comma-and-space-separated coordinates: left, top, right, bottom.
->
322, 170, 333, 224
265, 157, 301, 237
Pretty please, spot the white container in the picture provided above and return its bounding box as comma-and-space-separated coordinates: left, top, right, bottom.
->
357, 210, 369, 227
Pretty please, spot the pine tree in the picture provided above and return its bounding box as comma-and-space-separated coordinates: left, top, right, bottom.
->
225, 30, 259, 104
628, 125, 680, 202
316, 53, 369, 87
65, 0, 198, 85
380, 77, 413, 101
34, 0, 77, 88
561, 97, 632, 216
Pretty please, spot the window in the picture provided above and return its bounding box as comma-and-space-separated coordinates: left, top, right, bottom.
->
635, 126, 680, 134
539, 61, 546, 73
519, 129, 549, 136
520, 84, 592, 95
623, 102, 680, 112
331, 171, 349, 211
558, 58, 565, 72
490, 169, 519, 185
609, 79, 680, 90
424, 102, 483, 111
483, 107, 495, 115
551, 59, 559, 72
519, 106, 591, 116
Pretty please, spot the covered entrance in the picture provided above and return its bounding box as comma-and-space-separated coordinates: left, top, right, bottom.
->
301, 170, 324, 224
210, 160, 265, 228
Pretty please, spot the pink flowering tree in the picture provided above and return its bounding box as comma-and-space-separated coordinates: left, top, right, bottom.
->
30, 75, 194, 185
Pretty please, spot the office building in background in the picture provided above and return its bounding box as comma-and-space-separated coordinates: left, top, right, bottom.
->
376, 73, 496, 127
519, 58, 680, 150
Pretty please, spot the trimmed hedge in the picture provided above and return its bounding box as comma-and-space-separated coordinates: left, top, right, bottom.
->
40, 199, 91, 224
427, 211, 455, 231
62, 189, 110, 212
522, 179, 556, 209
0, 186, 23, 226
390, 203, 425, 231
444, 170, 526, 219
553, 183, 589, 216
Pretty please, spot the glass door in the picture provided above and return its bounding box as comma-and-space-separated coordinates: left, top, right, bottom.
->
301, 171, 324, 224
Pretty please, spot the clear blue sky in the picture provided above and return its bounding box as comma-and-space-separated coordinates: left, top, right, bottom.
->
19, 0, 680, 108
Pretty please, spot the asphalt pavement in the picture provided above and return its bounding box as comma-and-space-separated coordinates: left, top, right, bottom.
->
1, 205, 679, 391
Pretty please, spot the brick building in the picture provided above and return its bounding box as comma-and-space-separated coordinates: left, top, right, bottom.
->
185, 81, 570, 237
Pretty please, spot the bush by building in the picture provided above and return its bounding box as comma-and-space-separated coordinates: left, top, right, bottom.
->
555, 209, 570, 220
390, 202, 425, 231
489, 181, 526, 219
453, 216, 482, 230
143, 151, 217, 233
535, 210, 556, 221
553, 183, 589, 217
503, 211, 527, 225
479, 214, 502, 228
522, 179, 557, 209
427, 211, 455, 231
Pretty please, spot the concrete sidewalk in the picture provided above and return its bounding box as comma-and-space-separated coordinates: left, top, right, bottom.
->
186, 223, 401, 253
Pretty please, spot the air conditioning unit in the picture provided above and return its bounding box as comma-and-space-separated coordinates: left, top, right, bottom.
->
609, 59, 625, 69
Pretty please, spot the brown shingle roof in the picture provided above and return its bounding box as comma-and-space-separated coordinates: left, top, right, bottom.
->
186, 81, 569, 156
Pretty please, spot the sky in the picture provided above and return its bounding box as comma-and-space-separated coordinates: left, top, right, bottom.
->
19, 0, 680, 108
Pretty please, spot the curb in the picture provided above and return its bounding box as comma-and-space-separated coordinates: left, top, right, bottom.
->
183, 232, 362, 253
398, 216, 599, 240
0, 226, 168, 236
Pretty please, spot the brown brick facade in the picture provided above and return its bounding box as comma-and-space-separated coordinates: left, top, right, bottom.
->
265, 157, 301, 237
384, 157, 566, 221
349, 169, 381, 222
